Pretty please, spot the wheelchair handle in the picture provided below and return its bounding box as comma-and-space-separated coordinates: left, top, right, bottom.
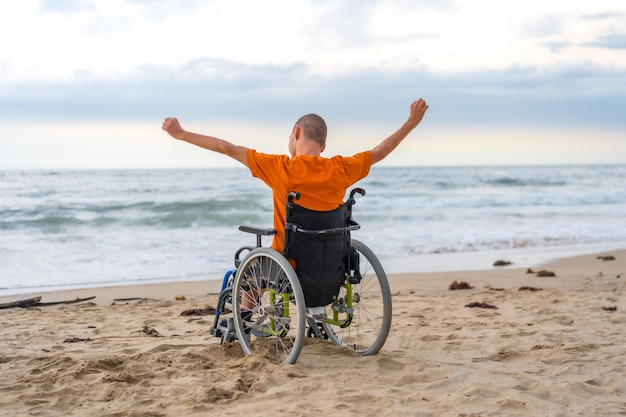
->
288, 191, 301, 203
347, 187, 365, 206
350, 188, 365, 199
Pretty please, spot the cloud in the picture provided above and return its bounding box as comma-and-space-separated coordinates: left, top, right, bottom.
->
1, 57, 625, 132
37, 0, 95, 14
578, 10, 626, 49
301, 0, 455, 47
520, 14, 563, 38
582, 11, 625, 20
38, 0, 208, 17
541, 41, 570, 53
2, 0, 625, 138
584, 32, 626, 49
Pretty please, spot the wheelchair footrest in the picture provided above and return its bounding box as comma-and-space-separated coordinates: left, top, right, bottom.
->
210, 317, 237, 344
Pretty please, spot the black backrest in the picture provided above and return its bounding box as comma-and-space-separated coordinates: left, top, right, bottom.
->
284, 202, 350, 307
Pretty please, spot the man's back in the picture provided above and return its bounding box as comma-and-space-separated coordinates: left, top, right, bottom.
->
247, 150, 372, 252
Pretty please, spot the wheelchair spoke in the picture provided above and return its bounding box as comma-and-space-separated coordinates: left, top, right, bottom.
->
233, 248, 306, 365
322, 239, 392, 355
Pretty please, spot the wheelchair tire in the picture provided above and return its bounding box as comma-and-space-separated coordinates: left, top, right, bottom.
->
322, 239, 392, 356
232, 247, 306, 365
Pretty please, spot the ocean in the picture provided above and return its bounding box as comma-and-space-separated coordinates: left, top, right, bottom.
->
1, 165, 625, 296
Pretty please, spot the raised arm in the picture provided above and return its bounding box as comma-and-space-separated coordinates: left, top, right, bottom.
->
162, 118, 249, 167
369, 99, 428, 165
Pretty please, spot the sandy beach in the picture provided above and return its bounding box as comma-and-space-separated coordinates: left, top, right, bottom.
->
1, 250, 624, 416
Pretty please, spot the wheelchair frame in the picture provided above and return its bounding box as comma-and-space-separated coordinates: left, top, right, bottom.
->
209, 188, 392, 364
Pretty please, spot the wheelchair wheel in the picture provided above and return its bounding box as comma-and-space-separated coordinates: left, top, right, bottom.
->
322, 239, 392, 356
232, 247, 306, 365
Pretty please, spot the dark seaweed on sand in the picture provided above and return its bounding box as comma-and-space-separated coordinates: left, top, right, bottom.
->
465, 302, 498, 309
449, 280, 474, 290
519, 286, 543, 292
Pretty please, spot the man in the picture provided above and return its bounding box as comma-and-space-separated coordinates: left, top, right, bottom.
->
162, 98, 428, 253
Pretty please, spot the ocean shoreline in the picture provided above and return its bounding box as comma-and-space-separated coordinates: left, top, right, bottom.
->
2, 242, 623, 302
383, 241, 626, 273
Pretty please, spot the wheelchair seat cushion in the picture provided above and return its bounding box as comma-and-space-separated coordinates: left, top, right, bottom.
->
284, 203, 349, 307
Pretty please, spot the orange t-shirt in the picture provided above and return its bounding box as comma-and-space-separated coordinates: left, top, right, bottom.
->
247, 149, 372, 253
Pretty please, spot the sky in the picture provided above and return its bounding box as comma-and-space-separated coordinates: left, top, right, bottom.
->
1, 0, 625, 169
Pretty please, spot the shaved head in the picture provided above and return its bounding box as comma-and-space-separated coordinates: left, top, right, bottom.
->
295, 114, 327, 147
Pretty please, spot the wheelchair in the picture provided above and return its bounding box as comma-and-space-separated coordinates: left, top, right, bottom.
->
209, 188, 392, 365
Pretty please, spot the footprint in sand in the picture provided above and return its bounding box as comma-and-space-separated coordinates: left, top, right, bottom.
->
377, 357, 405, 370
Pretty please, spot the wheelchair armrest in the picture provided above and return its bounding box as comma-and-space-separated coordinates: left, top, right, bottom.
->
239, 225, 277, 248
238, 225, 277, 236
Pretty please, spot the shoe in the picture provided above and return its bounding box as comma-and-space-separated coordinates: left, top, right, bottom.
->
241, 310, 253, 322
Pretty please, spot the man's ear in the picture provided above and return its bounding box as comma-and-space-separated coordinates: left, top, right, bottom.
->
293, 124, 301, 140
320, 144, 326, 153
